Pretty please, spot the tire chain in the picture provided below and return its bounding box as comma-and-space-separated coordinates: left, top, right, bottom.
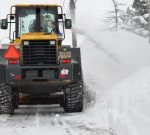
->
0, 84, 14, 114
63, 81, 84, 113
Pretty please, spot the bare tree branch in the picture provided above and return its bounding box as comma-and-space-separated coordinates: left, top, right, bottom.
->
104, 0, 125, 30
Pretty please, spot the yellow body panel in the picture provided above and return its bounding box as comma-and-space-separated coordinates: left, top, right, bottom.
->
21, 32, 58, 41
14, 32, 58, 44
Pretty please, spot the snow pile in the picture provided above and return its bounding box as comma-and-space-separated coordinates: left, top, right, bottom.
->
78, 23, 150, 134
91, 67, 150, 135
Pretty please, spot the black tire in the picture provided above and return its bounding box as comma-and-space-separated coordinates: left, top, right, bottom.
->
63, 81, 84, 113
0, 84, 14, 114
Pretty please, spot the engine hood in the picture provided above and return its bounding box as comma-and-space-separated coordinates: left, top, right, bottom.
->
20, 32, 58, 41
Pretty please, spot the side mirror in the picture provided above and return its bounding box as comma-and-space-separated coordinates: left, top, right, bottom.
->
65, 19, 72, 29
0, 19, 8, 29
58, 14, 63, 19
10, 15, 15, 20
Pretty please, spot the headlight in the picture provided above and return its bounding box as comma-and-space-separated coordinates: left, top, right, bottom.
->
50, 41, 56, 46
23, 41, 29, 46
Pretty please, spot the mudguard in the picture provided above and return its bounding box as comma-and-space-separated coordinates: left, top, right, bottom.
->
71, 48, 81, 64
0, 64, 6, 83
0, 49, 7, 83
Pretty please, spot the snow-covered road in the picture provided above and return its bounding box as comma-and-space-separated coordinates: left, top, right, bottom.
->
0, 105, 115, 135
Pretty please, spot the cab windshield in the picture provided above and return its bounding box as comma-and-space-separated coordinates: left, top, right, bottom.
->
17, 7, 56, 37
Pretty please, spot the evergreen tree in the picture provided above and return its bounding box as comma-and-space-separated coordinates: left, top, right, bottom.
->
132, 0, 149, 15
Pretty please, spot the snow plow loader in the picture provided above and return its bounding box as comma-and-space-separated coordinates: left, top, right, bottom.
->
0, 4, 83, 114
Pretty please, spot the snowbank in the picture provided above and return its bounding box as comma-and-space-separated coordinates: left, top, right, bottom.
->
92, 66, 150, 135
78, 28, 150, 135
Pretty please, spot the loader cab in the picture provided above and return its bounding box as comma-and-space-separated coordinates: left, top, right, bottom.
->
0, 5, 72, 42
16, 6, 58, 35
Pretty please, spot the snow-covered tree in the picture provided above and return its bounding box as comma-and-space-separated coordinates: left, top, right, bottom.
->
104, 0, 149, 36
132, 0, 149, 16
120, 0, 149, 37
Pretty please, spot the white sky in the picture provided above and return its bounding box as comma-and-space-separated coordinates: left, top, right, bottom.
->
0, 0, 133, 42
